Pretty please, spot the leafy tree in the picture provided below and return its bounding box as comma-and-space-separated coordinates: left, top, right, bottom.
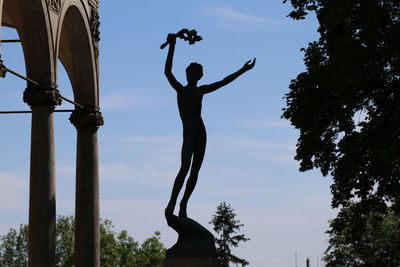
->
0, 216, 165, 267
323, 202, 400, 266
0, 224, 28, 266
115, 230, 138, 266
55, 215, 74, 266
136, 231, 165, 267
210, 202, 249, 267
283, 0, 400, 263
100, 219, 119, 266
282, 0, 400, 214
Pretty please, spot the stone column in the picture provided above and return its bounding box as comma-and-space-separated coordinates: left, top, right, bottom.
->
69, 108, 104, 267
23, 83, 62, 267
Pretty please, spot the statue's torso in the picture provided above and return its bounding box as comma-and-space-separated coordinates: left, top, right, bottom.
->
177, 86, 206, 138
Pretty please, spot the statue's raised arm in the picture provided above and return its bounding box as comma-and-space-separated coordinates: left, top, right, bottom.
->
164, 34, 182, 91
200, 58, 256, 94
162, 29, 203, 92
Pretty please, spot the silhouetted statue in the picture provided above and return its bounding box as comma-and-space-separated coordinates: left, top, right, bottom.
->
163, 29, 256, 219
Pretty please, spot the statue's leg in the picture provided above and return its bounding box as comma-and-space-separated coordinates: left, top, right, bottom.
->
166, 137, 193, 216
179, 135, 206, 218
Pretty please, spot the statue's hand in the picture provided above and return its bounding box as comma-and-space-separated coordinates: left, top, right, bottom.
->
242, 58, 256, 72
161, 33, 177, 49
167, 33, 176, 45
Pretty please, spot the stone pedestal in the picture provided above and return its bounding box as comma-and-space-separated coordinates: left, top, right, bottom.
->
164, 257, 217, 267
164, 212, 217, 267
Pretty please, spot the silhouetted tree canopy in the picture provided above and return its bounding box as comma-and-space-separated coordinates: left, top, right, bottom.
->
282, 0, 400, 212
210, 202, 249, 267
0, 216, 166, 267
323, 202, 400, 266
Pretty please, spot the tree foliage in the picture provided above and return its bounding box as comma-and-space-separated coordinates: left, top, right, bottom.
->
56, 216, 75, 266
282, 0, 400, 213
0, 215, 166, 267
0, 224, 28, 266
323, 202, 400, 266
136, 231, 165, 267
210, 202, 249, 267
99, 219, 165, 267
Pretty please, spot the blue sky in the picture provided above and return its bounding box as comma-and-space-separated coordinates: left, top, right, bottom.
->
1, 1, 336, 266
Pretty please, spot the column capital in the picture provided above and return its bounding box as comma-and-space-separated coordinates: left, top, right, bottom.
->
23, 82, 62, 107
69, 108, 104, 128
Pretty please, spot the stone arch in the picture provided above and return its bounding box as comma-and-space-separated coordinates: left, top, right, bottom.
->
56, 3, 103, 267
1, 1, 102, 266
1, 1, 59, 267
57, 1, 99, 108
1, 0, 54, 83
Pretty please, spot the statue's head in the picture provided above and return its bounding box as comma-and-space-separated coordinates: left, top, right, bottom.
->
186, 62, 203, 84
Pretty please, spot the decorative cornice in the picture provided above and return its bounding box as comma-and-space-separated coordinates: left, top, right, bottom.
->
88, 0, 99, 10
69, 109, 104, 128
23, 83, 62, 107
90, 10, 100, 42
88, 1, 100, 57
0, 58, 6, 78
46, 0, 61, 13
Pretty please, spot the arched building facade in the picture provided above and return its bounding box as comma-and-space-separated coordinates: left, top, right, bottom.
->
0, 0, 103, 266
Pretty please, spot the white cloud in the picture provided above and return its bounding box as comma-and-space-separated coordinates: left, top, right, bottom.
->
247, 119, 292, 129
99, 162, 174, 187
206, 135, 296, 165
105, 135, 182, 181
57, 164, 75, 176
204, 4, 285, 31
100, 89, 168, 110
113, 135, 180, 144
209, 5, 281, 25
57, 198, 75, 214
113, 134, 294, 154
0, 172, 29, 211
211, 135, 294, 152
101, 92, 141, 110
110, 133, 296, 168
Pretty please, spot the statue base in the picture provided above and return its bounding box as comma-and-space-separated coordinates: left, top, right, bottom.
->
164, 257, 217, 267
165, 212, 216, 260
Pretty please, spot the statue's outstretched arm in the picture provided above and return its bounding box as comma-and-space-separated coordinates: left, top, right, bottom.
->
164, 34, 182, 91
201, 58, 256, 94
